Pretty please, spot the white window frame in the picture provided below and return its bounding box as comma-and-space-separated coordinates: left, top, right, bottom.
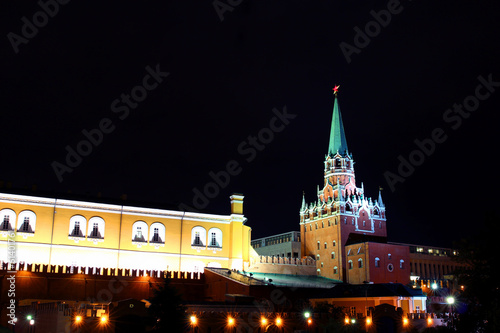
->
0, 209, 16, 231
132, 221, 148, 242
69, 215, 87, 237
207, 227, 222, 248
191, 226, 206, 247
87, 216, 105, 239
18, 210, 36, 233
150, 222, 165, 244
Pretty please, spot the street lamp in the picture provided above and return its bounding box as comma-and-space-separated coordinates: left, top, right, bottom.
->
447, 296, 455, 329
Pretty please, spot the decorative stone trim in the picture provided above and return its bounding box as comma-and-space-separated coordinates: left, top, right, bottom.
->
208, 246, 222, 253
68, 235, 85, 243
149, 242, 165, 250
87, 237, 104, 245
132, 241, 147, 248
16, 231, 35, 240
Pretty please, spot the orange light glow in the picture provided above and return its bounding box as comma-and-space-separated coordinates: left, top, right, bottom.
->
228, 317, 235, 326
261, 317, 267, 326
275, 317, 282, 326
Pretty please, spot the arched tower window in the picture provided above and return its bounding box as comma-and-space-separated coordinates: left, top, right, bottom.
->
18, 210, 36, 233
358, 258, 363, 268
69, 215, 87, 237
191, 226, 206, 247
375, 257, 380, 267
346, 203, 352, 212
348, 260, 353, 270
0, 209, 16, 231
208, 228, 222, 248
132, 221, 148, 242
331, 252, 335, 259
87, 217, 105, 239
150, 222, 165, 243
400, 259, 405, 269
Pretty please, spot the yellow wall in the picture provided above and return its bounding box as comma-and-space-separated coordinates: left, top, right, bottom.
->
0, 192, 251, 272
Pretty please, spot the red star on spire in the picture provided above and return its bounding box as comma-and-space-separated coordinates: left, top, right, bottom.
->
333, 85, 340, 95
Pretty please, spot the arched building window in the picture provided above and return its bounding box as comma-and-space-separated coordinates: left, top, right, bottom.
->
375, 257, 380, 267
132, 221, 148, 242
358, 258, 363, 268
331, 252, 335, 259
150, 222, 165, 243
18, 210, 36, 233
333, 266, 338, 274
208, 228, 222, 248
191, 226, 206, 247
0, 209, 16, 231
348, 260, 353, 269
87, 217, 105, 238
400, 259, 405, 269
69, 215, 87, 237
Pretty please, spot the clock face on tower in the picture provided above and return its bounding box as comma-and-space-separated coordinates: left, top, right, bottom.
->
387, 263, 394, 272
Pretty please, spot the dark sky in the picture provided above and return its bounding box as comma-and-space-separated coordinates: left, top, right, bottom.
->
1, 1, 499, 248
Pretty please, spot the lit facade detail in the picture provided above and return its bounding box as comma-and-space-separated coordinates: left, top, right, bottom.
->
0, 193, 251, 272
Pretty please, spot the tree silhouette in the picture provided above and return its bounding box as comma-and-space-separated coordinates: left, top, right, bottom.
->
147, 278, 187, 332
453, 212, 500, 333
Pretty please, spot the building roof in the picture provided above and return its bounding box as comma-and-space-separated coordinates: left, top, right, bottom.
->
328, 96, 349, 157
206, 268, 342, 289
311, 283, 426, 299
248, 272, 342, 289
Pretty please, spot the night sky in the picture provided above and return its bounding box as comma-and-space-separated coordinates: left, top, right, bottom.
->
1, 1, 499, 249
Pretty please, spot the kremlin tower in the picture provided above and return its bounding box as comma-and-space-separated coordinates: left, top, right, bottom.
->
300, 89, 409, 283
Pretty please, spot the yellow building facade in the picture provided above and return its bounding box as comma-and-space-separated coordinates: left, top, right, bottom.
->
0, 192, 251, 272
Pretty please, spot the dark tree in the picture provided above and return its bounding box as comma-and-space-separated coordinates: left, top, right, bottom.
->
453, 213, 500, 333
147, 278, 187, 332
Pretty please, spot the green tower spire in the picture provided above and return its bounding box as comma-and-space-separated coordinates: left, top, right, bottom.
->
328, 93, 349, 157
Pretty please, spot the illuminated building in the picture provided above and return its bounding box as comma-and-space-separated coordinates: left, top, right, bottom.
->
250, 231, 301, 258
0, 192, 251, 272
300, 92, 410, 283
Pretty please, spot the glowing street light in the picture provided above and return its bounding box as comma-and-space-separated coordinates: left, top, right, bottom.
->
275, 317, 282, 326
227, 316, 235, 326
100, 315, 108, 325
366, 317, 372, 326
403, 317, 409, 326
303, 311, 311, 319
446, 296, 455, 305
75, 315, 83, 324
307, 318, 312, 325
431, 283, 438, 290
260, 317, 268, 326
29, 319, 35, 325
27, 315, 33, 321
190, 315, 197, 325
351, 318, 356, 324
345, 317, 350, 325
